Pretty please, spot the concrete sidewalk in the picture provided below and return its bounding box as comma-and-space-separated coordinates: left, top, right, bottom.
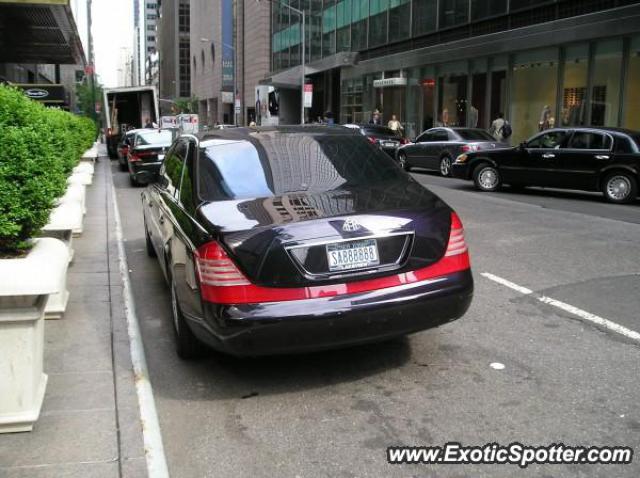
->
0, 149, 148, 478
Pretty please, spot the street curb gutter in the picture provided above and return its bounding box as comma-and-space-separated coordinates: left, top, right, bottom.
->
111, 181, 170, 478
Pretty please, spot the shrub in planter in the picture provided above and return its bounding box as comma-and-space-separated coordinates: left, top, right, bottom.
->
0, 85, 95, 255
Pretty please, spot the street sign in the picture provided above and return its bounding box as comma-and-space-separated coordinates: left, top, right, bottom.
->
234, 97, 241, 114
304, 83, 313, 108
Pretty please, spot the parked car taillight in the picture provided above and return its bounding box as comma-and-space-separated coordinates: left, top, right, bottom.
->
445, 212, 468, 257
367, 136, 378, 145
461, 144, 479, 153
129, 151, 154, 162
195, 241, 250, 287
400, 137, 410, 145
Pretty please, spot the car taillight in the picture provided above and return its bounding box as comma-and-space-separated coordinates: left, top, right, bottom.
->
196, 241, 250, 288
129, 151, 154, 162
367, 136, 377, 145
400, 137, 410, 145
461, 144, 479, 153
445, 212, 468, 257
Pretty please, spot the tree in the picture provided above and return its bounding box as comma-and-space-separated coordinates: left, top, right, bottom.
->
173, 96, 199, 114
76, 79, 103, 120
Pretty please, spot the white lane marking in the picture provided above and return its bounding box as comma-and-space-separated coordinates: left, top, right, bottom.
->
490, 362, 506, 370
111, 182, 170, 478
480, 272, 533, 295
482, 272, 640, 343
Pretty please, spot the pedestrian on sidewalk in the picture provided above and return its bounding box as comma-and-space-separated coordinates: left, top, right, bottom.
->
369, 109, 382, 125
388, 114, 404, 133
490, 112, 512, 142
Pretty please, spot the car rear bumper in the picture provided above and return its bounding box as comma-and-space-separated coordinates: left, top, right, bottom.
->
130, 161, 161, 182
188, 269, 473, 356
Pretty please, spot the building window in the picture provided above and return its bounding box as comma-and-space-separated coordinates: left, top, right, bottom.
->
560, 43, 588, 127
388, 0, 410, 42
470, 0, 506, 20
147, 24, 155, 31
439, 0, 469, 28
509, 0, 550, 11
590, 39, 623, 127
147, 35, 155, 42
412, 0, 436, 36
146, 14, 156, 20
179, 2, 190, 33
179, 40, 191, 97
146, 3, 156, 8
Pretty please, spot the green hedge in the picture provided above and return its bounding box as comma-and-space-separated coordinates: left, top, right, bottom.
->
0, 85, 96, 256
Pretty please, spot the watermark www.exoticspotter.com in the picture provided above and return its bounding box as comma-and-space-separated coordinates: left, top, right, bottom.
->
387, 442, 633, 468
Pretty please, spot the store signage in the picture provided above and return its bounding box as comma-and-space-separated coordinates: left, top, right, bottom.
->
17, 84, 66, 103
373, 77, 407, 88
235, 97, 241, 114
221, 0, 234, 90
422, 78, 436, 87
221, 91, 234, 104
25, 88, 49, 99
303, 84, 313, 108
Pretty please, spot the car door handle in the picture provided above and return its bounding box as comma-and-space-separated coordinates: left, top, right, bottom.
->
594, 155, 610, 160
542, 153, 555, 159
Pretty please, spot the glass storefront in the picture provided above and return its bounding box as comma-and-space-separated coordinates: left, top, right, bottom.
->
624, 36, 640, 131
343, 33, 639, 140
560, 43, 588, 127
511, 48, 558, 144
590, 39, 623, 127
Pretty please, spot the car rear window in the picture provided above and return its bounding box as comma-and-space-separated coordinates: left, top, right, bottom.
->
198, 133, 405, 201
135, 130, 173, 146
456, 129, 495, 141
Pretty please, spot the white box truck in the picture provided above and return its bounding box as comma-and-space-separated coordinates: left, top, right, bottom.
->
103, 86, 159, 159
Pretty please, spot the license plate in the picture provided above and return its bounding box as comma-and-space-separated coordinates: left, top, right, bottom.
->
158, 154, 165, 160
383, 141, 397, 148
326, 239, 380, 272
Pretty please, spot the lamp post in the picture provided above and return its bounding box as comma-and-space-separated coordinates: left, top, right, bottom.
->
259, 0, 305, 125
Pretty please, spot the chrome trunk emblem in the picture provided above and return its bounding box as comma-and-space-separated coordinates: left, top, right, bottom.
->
342, 219, 362, 232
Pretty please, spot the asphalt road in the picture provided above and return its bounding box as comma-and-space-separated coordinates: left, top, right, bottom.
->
111, 161, 640, 478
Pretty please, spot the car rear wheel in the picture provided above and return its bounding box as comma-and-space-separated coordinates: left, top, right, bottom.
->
398, 152, 410, 171
602, 172, 637, 204
473, 164, 501, 192
129, 174, 139, 187
440, 156, 452, 177
170, 277, 207, 359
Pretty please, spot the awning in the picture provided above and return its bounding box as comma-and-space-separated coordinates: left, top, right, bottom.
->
261, 51, 359, 89
0, 0, 86, 64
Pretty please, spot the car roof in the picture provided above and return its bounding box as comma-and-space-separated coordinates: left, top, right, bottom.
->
196, 125, 360, 144
536, 126, 639, 137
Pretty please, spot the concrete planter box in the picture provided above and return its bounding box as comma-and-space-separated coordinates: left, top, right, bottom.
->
0, 238, 68, 433
81, 144, 98, 162
68, 172, 92, 187
60, 182, 86, 215
73, 162, 94, 176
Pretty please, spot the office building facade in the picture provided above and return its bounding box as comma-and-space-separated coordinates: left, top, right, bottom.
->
268, 0, 640, 140
157, 0, 191, 105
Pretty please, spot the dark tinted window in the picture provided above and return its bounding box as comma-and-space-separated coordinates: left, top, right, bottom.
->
568, 132, 612, 150
362, 126, 399, 137
630, 135, 640, 150
198, 133, 405, 201
432, 130, 449, 141
160, 141, 187, 197
456, 129, 495, 141
179, 142, 196, 212
527, 131, 569, 149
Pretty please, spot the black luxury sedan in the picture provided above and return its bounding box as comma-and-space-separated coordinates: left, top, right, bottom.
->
127, 129, 174, 186
397, 127, 508, 177
451, 127, 640, 203
141, 126, 473, 358
343, 124, 409, 157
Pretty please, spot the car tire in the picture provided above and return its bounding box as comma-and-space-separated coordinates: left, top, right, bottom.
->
398, 152, 411, 171
439, 156, 452, 177
129, 174, 139, 187
170, 277, 208, 359
473, 164, 501, 192
602, 172, 637, 204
